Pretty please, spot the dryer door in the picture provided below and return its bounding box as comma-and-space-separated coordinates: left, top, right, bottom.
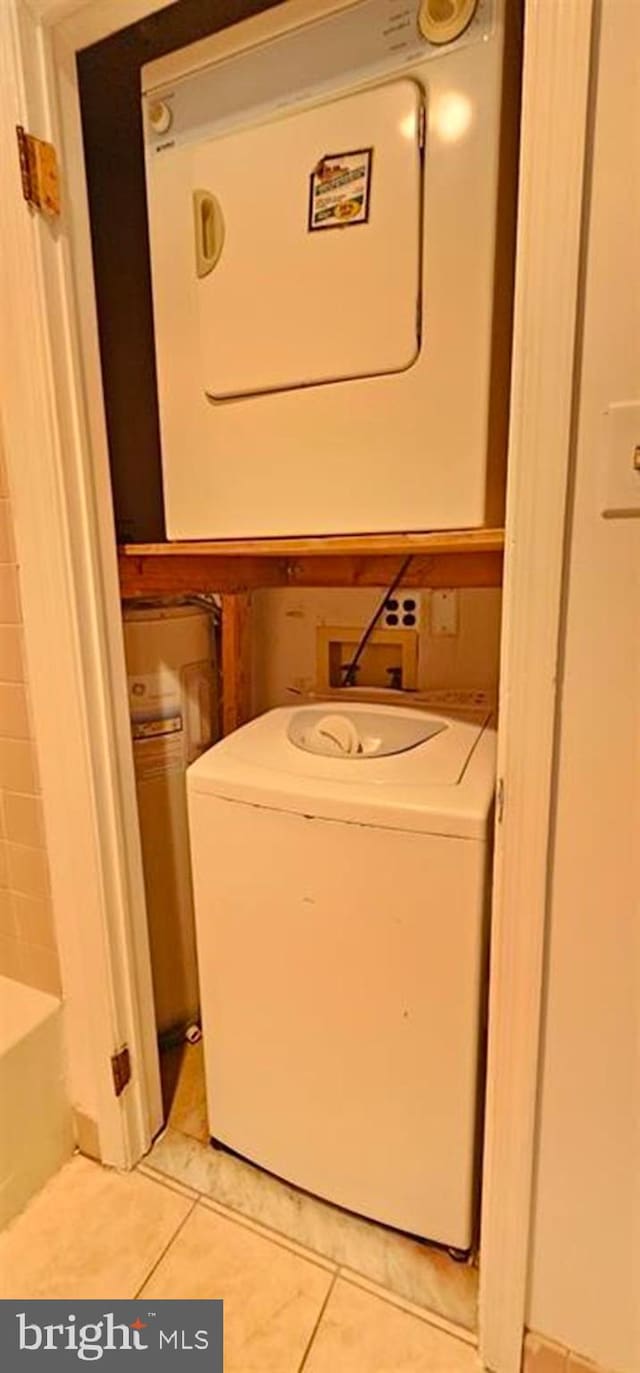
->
193, 79, 424, 398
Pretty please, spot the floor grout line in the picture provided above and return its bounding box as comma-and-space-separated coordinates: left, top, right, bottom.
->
336, 1267, 478, 1346
142, 1149, 337, 1280
156, 1057, 479, 1341
296, 1269, 339, 1373
132, 1196, 199, 1300
144, 1143, 336, 1277
196, 1197, 338, 1275
136, 1161, 199, 1202
144, 1141, 477, 1334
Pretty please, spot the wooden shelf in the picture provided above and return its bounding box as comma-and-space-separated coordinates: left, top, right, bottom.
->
119, 530, 504, 733
120, 529, 504, 558
118, 528, 504, 598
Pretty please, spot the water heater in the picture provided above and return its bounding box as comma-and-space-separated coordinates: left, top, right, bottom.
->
143, 0, 517, 538
123, 601, 217, 1035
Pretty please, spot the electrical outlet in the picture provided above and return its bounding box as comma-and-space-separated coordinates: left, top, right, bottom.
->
382, 592, 422, 630
430, 589, 458, 637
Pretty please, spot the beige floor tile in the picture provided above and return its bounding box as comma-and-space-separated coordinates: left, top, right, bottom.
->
137, 1163, 200, 1202
0, 1154, 193, 1298
155, 1046, 477, 1332
141, 1200, 333, 1373
148, 1127, 477, 1330
199, 1195, 336, 1272
340, 1270, 477, 1346
304, 1278, 480, 1373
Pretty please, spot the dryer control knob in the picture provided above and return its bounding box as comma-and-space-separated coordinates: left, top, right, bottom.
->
148, 100, 173, 135
418, 0, 478, 44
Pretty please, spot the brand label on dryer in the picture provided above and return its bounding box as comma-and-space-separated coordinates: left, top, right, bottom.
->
308, 148, 372, 230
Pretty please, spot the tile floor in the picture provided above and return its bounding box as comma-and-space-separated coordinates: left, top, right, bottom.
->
0, 1154, 480, 1373
150, 1042, 478, 1333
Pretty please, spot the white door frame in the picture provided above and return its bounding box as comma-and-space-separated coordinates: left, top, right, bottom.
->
0, 0, 593, 1366
0, 0, 167, 1167
478, 2, 594, 1368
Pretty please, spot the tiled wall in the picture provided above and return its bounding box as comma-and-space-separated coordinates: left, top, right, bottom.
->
0, 434, 60, 996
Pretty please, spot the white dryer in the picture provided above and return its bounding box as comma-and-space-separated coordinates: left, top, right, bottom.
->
187, 702, 495, 1250
142, 0, 517, 539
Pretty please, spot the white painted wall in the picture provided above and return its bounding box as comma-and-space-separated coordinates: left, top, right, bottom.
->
527, 3, 640, 1369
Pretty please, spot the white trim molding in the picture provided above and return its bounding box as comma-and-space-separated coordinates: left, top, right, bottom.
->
27, 0, 175, 41
479, 2, 594, 1370
0, 0, 162, 1166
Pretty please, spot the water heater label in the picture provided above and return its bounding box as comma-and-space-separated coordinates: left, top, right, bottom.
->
308, 148, 372, 230
129, 669, 185, 782
132, 715, 182, 741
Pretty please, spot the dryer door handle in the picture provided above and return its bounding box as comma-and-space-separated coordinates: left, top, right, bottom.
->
194, 190, 225, 277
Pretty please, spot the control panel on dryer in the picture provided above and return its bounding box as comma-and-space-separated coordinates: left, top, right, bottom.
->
418, 0, 479, 45
143, 0, 494, 153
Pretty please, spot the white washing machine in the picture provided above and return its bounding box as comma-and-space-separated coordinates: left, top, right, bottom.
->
187, 701, 496, 1249
142, 0, 517, 538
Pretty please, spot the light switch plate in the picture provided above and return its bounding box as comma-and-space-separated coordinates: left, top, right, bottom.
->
430, 589, 458, 637
600, 400, 640, 517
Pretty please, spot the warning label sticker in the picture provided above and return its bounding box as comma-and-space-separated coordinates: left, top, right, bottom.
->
308, 148, 373, 231
132, 715, 182, 742
129, 669, 185, 782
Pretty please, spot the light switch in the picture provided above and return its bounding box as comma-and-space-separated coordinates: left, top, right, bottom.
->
600, 401, 640, 518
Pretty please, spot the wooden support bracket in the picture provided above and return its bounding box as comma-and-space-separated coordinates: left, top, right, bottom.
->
220, 593, 252, 736
119, 553, 286, 598
118, 530, 504, 599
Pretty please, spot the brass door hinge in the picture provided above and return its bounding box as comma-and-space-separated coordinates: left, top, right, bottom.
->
111, 1045, 132, 1097
16, 125, 60, 217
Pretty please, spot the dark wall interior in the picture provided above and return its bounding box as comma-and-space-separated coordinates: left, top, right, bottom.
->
78, 0, 280, 543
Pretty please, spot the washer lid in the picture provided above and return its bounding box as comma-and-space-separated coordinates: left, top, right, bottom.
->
187, 703, 496, 838
288, 706, 446, 758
